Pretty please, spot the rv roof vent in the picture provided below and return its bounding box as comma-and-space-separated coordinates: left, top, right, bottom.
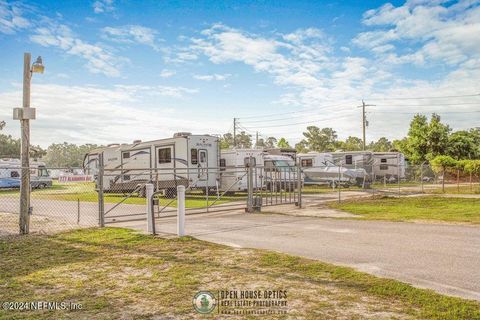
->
107, 143, 120, 147
173, 132, 192, 138
133, 140, 142, 144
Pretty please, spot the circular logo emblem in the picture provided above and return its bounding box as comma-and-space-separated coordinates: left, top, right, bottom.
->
193, 291, 216, 314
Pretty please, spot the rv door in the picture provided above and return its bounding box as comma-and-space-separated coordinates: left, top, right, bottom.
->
197, 149, 208, 180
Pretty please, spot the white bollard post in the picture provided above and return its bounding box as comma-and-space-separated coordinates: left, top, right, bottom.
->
177, 185, 186, 237
146, 183, 154, 234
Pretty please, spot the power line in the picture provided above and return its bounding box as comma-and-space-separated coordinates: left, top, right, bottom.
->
369, 110, 480, 114
240, 114, 354, 129
237, 101, 355, 119
366, 93, 480, 101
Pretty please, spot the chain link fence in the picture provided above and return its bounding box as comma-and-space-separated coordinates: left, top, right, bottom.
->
0, 166, 98, 237
301, 163, 480, 202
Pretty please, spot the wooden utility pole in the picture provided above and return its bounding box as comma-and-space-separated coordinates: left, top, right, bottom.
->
357, 100, 375, 150
19, 53, 32, 234
256, 131, 259, 147
233, 118, 237, 148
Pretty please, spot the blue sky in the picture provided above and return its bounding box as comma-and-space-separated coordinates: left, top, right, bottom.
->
0, 0, 479, 147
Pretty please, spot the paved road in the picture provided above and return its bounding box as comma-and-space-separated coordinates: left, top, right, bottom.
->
121, 210, 480, 301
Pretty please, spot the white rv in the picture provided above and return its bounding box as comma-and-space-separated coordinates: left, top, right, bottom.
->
218, 149, 297, 192
372, 152, 406, 181
0, 159, 52, 189
219, 149, 264, 192
84, 133, 220, 196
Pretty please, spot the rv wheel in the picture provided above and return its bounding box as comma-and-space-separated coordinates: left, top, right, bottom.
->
138, 186, 146, 198
37, 183, 46, 189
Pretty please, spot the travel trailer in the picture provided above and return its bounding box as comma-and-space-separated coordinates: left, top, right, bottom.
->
84, 133, 220, 196
0, 159, 52, 189
372, 152, 406, 181
298, 152, 368, 187
219, 149, 264, 192
219, 149, 297, 192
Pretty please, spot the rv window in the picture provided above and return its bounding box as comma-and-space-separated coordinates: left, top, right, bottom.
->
11, 171, 19, 178
123, 152, 130, 159
158, 148, 172, 164
191, 149, 198, 164
345, 155, 353, 165
301, 159, 313, 167
38, 168, 49, 177
220, 159, 226, 171
264, 160, 275, 172
381, 158, 387, 163
380, 164, 388, 170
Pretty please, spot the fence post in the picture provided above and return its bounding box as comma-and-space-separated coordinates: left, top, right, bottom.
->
177, 185, 185, 236
397, 154, 401, 197
338, 164, 341, 203
420, 163, 424, 193
457, 169, 460, 193
146, 183, 155, 234
97, 153, 105, 227
206, 167, 209, 213
296, 163, 302, 208
246, 156, 254, 213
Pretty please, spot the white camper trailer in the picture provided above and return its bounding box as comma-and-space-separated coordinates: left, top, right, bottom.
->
218, 149, 297, 192
0, 159, 52, 189
372, 152, 406, 181
84, 133, 220, 196
219, 149, 264, 192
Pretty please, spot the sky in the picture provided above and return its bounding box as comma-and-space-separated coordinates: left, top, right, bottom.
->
0, 0, 479, 147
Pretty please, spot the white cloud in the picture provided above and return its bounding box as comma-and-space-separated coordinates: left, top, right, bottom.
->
354, 1, 480, 66
193, 73, 230, 81
30, 23, 126, 77
159, 69, 176, 78
93, 0, 114, 14
0, 0, 30, 34
102, 25, 160, 51
0, 83, 207, 146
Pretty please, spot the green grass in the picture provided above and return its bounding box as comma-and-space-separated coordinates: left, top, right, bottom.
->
330, 196, 480, 223
0, 181, 242, 208
0, 228, 479, 319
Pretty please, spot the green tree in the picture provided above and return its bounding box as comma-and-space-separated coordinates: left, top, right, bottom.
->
368, 137, 393, 152
339, 136, 363, 151
277, 137, 291, 148
264, 137, 277, 148
236, 131, 253, 148
430, 155, 457, 192
297, 126, 338, 152
43, 143, 100, 167
395, 114, 450, 164
447, 129, 480, 160
426, 114, 450, 159
220, 133, 234, 149
0, 121, 45, 158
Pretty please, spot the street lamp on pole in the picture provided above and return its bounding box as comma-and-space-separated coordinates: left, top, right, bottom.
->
13, 52, 44, 234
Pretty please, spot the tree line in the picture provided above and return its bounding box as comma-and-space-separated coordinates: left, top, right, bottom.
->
1, 113, 479, 167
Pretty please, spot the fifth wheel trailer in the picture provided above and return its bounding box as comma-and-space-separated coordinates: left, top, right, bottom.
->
84, 133, 220, 196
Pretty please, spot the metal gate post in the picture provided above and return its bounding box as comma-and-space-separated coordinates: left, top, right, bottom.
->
146, 183, 155, 234
177, 185, 185, 236
246, 157, 254, 213
296, 163, 302, 207
97, 153, 105, 227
